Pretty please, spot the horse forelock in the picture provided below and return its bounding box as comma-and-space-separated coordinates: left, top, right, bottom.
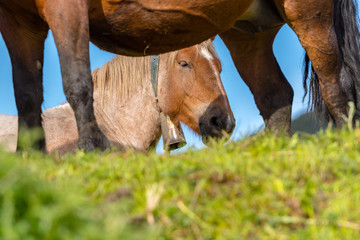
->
163, 38, 219, 70
197, 38, 220, 63
92, 55, 151, 107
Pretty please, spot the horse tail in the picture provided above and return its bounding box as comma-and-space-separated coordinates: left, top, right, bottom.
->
302, 53, 322, 112
303, 0, 360, 112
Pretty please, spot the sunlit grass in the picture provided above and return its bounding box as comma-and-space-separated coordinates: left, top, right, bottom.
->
1, 126, 360, 239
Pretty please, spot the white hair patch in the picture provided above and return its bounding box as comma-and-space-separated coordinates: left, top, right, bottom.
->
200, 48, 213, 61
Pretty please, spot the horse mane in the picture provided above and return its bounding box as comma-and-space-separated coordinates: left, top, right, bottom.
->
92, 55, 151, 107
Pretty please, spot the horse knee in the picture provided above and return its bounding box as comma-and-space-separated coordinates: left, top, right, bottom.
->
63, 71, 93, 108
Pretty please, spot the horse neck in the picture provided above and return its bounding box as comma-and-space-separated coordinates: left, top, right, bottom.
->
42, 103, 79, 154
0, 114, 18, 152
93, 55, 162, 151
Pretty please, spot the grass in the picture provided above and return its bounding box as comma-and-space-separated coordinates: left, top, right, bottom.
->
1, 127, 360, 239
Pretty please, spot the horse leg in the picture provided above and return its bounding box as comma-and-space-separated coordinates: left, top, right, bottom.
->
220, 27, 294, 135
275, 0, 348, 128
0, 13, 49, 150
41, 0, 109, 151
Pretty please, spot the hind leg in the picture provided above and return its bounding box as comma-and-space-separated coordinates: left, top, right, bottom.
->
0, 12, 49, 150
220, 27, 294, 135
275, 0, 348, 128
41, 0, 109, 151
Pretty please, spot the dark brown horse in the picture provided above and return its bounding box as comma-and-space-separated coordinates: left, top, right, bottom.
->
0, 0, 359, 151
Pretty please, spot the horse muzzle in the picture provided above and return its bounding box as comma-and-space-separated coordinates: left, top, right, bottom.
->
199, 113, 235, 145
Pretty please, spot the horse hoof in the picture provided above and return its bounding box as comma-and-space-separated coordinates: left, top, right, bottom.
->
78, 131, 110, 152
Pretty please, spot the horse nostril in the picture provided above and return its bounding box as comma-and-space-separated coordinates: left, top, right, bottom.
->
209, 116, 221, 130
209, 115, 235, 133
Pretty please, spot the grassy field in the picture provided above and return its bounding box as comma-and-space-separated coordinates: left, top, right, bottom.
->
1, 126, 360, 240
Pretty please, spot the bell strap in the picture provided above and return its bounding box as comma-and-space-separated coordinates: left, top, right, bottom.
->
150, 55, 160, 100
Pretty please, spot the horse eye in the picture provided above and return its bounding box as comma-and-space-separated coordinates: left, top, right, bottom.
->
178, 60, 189, 68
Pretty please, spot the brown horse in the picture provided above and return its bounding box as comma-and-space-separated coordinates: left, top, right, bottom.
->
0, 0, 359, 151
0, 40, 234, 154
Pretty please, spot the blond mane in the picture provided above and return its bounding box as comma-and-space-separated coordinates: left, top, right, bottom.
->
92, 39, 217, 106
92, 55, 152, 106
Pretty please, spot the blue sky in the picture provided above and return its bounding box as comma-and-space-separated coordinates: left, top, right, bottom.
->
0, 25, 307, 151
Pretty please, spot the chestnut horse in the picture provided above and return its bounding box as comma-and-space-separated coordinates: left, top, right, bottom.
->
0, 40, 234, 154
0, 0, 359, 151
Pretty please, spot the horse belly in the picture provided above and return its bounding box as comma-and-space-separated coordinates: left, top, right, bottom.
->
0, 0, 41, 17
89, 0, 253, 55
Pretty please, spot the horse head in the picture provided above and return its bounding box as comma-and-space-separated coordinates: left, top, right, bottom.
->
158, 39, 235, 144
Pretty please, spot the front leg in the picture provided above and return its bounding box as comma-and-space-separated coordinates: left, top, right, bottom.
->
0, 8, 49, 150
42, 0, 109, 151
220, 27, 294, 136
